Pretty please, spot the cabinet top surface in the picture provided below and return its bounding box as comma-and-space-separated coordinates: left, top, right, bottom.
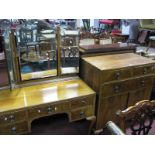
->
0, 78, 95, 112
80, 43, 136, 53
82, 53, 155, 70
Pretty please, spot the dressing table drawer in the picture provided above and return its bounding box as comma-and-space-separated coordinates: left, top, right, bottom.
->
0, 110, 27, 126
28, 102, 70, 120
70, 106, 94, 121
0, 121, 28, 135
70, 95, 95, 109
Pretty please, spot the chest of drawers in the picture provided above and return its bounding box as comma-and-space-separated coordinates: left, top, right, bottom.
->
80, 53, 155, 133
0, 78, 96, 135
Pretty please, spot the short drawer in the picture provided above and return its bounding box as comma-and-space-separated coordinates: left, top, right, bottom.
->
70, 106, 94, 121
71, 95, 95, 109
101, 68, 132, 83
133, 65, 155, 77
133, 76, 154, 89
28, 102, 70, 120
0, 121, 28, 135
101, 81, 130, 97
0, 110, 27, 126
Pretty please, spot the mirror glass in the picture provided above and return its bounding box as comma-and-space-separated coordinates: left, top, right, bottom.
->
60, 28, 79, 75
0, 35, 9, 87
3, 30, 15, 89
16, 20, 57, 81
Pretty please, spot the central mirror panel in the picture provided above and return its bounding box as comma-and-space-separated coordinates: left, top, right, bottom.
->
16, 20, 57, 81
60, 28, 79, 75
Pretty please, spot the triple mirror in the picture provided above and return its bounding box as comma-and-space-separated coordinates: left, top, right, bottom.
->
2, 19, 79, 84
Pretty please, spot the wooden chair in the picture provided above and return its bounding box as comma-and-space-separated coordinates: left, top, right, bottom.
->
116, 100, 155, 135
105, 121, 125, 135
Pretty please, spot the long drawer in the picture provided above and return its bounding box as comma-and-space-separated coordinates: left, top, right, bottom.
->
101, 64, 155, 84
101, 75, 154, 98
28, 101, 70, 120
0, 121, 28, 135
0, 110, 27, 126
101, 67, 132, 83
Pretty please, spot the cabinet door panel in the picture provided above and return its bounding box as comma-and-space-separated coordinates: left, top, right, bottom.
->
96, 93, 128, 130
127, 87, 152, 107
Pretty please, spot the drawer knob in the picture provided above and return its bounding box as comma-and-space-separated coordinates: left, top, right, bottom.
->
115, 72, 120, 80
143, 68, 148, 74
47, 107, 53, 113
37, 109, 41, 113
151, 66, 155, 70
9, 115, 15, 121
141, 80, 145, 86
11, 126, 17, 134
81, 100, 86, 104
54, 107, 58, 111
114, 85, 120, 93
4, 117, 8, 121
80, 111, 85, 118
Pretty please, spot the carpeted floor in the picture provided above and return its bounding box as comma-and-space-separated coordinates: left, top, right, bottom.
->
27, 113, 155, 135
28, 114, 90, 135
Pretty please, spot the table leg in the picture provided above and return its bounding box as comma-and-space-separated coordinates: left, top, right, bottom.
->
86, 116, 96, 134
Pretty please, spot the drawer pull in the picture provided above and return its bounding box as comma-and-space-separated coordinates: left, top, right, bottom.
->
151, 66, 155, 70
114, 85, 120, 93
11, 126, 17, 134
54, 107, 58, 111
4, 117, 8, 121
47, 107, 53, 113
81, 100, 86, 104
80, 111, 85, 118
37, 109, 41, 113
115, 72, 120, 80
9, 115, 15, 121
141, 80, 145, 86
143, 68, 148, 74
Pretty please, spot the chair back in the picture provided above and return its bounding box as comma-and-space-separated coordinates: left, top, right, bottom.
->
116, 100, 155, 135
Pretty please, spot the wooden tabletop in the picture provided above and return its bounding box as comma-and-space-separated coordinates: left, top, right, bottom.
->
82, 53, 155, 70
0, 78, 95, 112
79, 43, 137, 54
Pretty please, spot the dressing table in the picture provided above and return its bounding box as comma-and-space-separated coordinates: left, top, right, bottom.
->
0, 78, 96, 134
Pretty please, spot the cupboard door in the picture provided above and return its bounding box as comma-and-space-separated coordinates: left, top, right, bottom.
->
96, 93, 128, 130
127, 86, 152, 107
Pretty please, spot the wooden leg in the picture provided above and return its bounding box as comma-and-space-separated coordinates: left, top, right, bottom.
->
146, 39, 151, 52
86, 116, 96, 135
94, 129, 103, 135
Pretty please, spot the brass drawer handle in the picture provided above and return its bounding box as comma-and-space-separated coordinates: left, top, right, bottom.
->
3, 117, 8, 121
37, 109, 41, 113
143, 68, 148, 74
80, 111, 85, 118
151, 66, 155, 70
114, 85, 120, 93
141, 80, 145, 86
54, 107, 58, 111
115, 72, 121, 80
11, 126, 17, 134
47, 107, 53, 114
81, 100, 86, 104
9, 115, 15, 121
